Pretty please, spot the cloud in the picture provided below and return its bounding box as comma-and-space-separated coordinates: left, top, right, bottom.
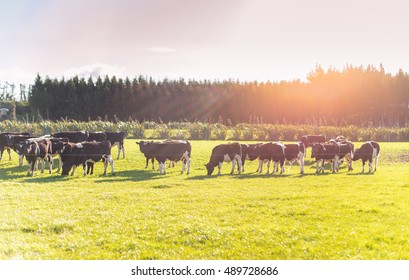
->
149, 47, 176, 53
64, 63, 127, 80
0, 67, 35, 85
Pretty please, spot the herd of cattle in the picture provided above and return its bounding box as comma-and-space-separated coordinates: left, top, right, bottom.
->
136, 135, 380, 175
0, 131, 380, 177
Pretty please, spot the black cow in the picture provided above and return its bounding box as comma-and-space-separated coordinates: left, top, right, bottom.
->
250, 142, 286, 174
142, 141, 191, 175
205, 143, 242, 175
300, 135, 326, 148
311, 143, 340, 173
51, 131, 89, 143
352, 141, 380, 173
59, 141, 114, 176
239, 143, 263, 173
21, 138, 53, 176
87, 132, 107, 142
0, 132, 30, 162
105, 131, 126, 159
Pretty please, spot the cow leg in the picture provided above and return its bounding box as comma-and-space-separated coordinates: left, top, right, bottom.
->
151, 158, 155, 169
0, 147, 3, 161
235, 155, 242, 174
117, 144, 121, 159
333, 155, 339, 173
57, 155, 62, 172
299, 152, 305, 174
71, 165, 77, 176
257, 159, 263, 173
109, 155, 114, 175
19, 154, 24, 167
315, 160, 320, 173
230, 158, 236, 174
7, 148, 11, 161
361, 160, 366, 173
121, 143, 125, 159
280, 160, 285, 174
218, 162, 222, 175
103, 161, 108, 175
186, 156, 190, 175
266, 160, 271, 174
83, 162, 87, 176
40, 158, 45, 173
368, 159, 373, 173
29, 162, 35, 176
373, 150, 379, 172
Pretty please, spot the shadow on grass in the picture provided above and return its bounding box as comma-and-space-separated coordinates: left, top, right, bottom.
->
94, 169, 163, 183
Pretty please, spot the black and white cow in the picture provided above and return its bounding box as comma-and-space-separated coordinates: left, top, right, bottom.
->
59, 141, 114, 176
105, 131, 126, 159
311, 142, 340, 173
300, 134, 326, 148
0, 132, 30, 162
136, 139, 180, 170
250, 142, 286, 174
51, 131, 89, 143
21, 138, 53, 176
144, 141, 191, 175
352, 141, 380, 173
4, 133, 32, 166
205, 143, 242, 175
87, 132, 107, 142
281, 142, 306, 174
239, 143, 263, 172
48, 137, 69, 172
327, 139, 355, 172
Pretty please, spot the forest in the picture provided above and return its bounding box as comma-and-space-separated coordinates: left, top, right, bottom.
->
1, 64, 409, 126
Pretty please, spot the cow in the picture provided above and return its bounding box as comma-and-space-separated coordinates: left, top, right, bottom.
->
205, 143, 241, 176
51, 131, 89, 143
105, 131, 126, 159
311, 142, 340, 173
327, 139, 355, 172
0, 132, 30, 162
48, 137, 69, 172
87, 132, 107, 142
21, 138, 53, 176
300, 135, 326, 148
239, 143, 263, 173
4, 133, 32, 166
249, 142, 286, 174
136, 139, 179, 170
352, 141, 380, 173
281, 142, 306, 174
59, 141, 114, 176
141, 141, 191, 175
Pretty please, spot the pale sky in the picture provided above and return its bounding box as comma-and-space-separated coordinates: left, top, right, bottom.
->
1, 0, 409, 85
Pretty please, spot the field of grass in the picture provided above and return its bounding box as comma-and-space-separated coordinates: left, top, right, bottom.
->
0, 140, 408, 260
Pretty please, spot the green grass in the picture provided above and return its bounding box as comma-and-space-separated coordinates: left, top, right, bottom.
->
0, 140, 408, 259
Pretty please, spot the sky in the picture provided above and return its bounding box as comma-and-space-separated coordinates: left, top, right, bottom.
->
1, 0, 409, 85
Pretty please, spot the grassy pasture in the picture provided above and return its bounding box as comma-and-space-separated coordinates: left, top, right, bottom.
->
0, 140, 408, 260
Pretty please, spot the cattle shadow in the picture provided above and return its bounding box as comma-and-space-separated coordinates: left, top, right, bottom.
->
347, 172, 376, 176
24, 174, 69, 183
94, 169, 164, 183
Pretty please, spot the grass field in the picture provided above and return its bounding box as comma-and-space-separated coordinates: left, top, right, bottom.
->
0, 140, 408, 260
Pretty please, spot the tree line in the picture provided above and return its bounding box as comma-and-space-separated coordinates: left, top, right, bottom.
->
2, 64, 409, 126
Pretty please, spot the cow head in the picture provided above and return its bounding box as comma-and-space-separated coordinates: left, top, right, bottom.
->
136, 141, 152, 154
311, 143, 325, 158
205, 163, 214, 176
22, 140, 38, 155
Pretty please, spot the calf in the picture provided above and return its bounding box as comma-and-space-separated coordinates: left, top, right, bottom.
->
300, 134, 326, 148
250, 142, 286, 174
0, 132, 30, 162
48, 137, 69, 172
205, 143, 242, 175
352, 141, 380, 173
59, 141, 114, 176
21, 138, 53, 176
311, 143, 340, 173
105, 131, 126, 159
